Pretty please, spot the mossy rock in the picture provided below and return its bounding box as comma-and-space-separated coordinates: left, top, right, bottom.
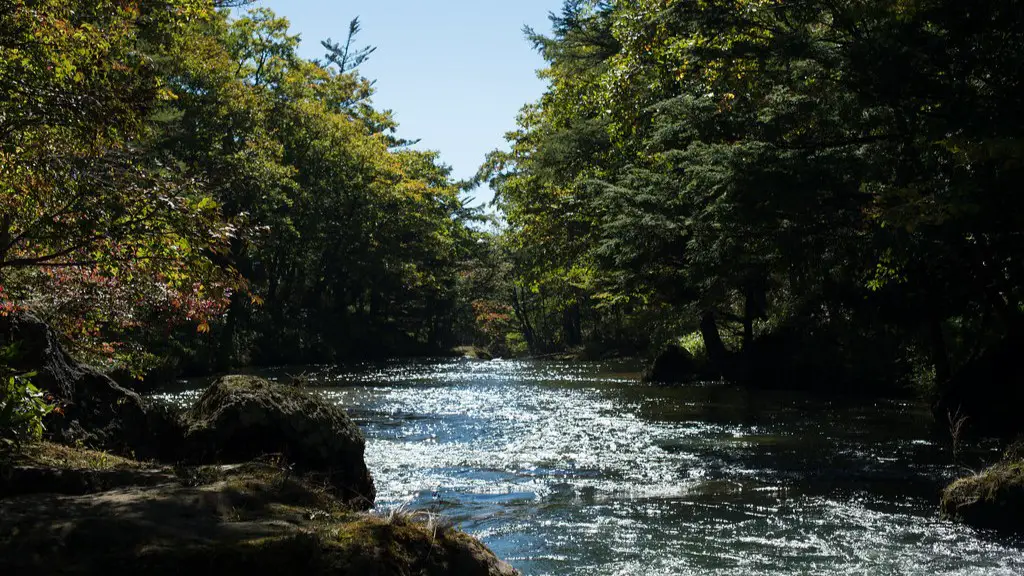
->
324, 515, 518, 576
0, 460, 517, 576
940, 460, 1024, 532
184, 375, 375, 509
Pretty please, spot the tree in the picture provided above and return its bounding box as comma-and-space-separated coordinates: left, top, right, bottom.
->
489, 0, 1024, 418
0, 0, 234, 368
321, 17, 377, 73
148, 7, 476, 367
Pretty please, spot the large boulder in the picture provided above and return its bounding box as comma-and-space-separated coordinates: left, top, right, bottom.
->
184, 375, 376, 509
0, 312, 147, 452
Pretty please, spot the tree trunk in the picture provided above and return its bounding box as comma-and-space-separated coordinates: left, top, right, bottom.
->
510, 286, 538, 354
218, 238, 248, 370
562, 300, 583, 348
700, 310, 730, 377
0, 213, 13, 283
218, 290, 243, 371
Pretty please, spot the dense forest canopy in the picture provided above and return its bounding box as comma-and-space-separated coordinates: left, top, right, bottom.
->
481, 0, 1024, 436
0, 0, 489, 376
1, 0, 1022, 438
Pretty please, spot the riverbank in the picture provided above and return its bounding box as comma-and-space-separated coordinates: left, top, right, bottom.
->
0, 442, 516, 576
0, 312, 517, 575
4, 308, 1022, 574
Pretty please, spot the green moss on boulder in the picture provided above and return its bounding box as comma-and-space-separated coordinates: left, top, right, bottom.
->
0, 455, 517, 576
184, 375, 376, 509
941, 459, 1024, 532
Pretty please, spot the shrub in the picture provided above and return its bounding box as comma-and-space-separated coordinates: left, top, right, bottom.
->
678, 331, 708, 361
505, 332, 529, 356
0, 345, 54, 447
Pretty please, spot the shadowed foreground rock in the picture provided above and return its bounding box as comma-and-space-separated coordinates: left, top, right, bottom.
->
941, 447, 1024, 532
0, 312, 514, 575
183, 375, 376, 509
0, 447, 518, 576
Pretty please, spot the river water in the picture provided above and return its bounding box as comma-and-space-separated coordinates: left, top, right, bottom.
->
156, 358, 1024, 575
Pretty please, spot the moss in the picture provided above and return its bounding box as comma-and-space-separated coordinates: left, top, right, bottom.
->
941, 460, 1024, 532
324, 515, 515, 576
1, 483, 515, 576
0, 440, 514, 575
119, 533, 329, 575
4, 440, 147, 471
214, 462, 342, 515
1004, 439, 1024, 461
128, 519, 511, 576
0, 441, 175, 497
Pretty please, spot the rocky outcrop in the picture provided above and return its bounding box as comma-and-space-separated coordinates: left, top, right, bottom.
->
0, 313, 375, 508
0, 441, 176, 497
0, 457, 517, 576
941, 452, 1024, 532
183, 375, 376, 509
0, 312, 148, 452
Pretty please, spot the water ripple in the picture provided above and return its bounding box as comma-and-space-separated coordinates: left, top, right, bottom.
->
156, 358, 1024, 575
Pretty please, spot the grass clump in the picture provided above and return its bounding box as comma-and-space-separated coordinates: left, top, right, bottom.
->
941, 458, 1024, 532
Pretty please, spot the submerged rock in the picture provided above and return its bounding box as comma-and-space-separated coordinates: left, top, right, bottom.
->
184, 375, 376, 509
941, 459, 1024, 532
0, 457, 517, 576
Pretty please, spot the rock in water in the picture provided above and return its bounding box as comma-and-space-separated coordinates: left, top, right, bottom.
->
643, 344, 697, 383
0, 312, 147, 452
941, 459, 1024, 532
185, 375, 376, 508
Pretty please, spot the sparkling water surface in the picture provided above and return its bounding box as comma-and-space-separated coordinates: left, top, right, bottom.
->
153, 358, 1024, 575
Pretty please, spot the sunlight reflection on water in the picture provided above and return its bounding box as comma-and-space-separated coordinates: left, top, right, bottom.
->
154, 358, 1024, 576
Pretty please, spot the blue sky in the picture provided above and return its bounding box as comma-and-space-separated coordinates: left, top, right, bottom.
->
248, 1, 559, 205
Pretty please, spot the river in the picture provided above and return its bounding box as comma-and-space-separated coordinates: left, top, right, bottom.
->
155, 358, 1024, 575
